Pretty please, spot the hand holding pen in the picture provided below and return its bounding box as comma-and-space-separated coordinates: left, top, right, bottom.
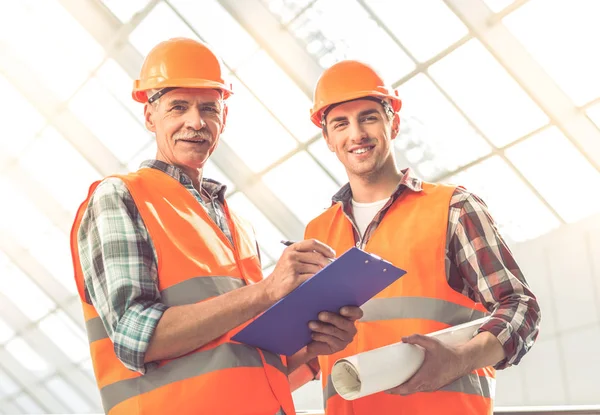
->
262, 239, 336, 302
280, 239, 335, 263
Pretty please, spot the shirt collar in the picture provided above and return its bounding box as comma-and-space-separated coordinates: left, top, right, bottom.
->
140, 159, 228, 202
331, 168, 423, 205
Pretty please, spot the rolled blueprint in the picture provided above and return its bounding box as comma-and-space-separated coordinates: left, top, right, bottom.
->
330, 316, 490, 400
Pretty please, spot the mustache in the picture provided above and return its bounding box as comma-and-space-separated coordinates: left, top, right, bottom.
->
174, 129, 213, 141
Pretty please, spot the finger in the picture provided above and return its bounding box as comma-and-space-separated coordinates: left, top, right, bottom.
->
401, 334, 438, 349
294, 250, 333, 268
296, 239, 336, 260
309, 321, 354, 342
339, 306, 363, 321
318, 312, 356, 333
311, 332, 345, 350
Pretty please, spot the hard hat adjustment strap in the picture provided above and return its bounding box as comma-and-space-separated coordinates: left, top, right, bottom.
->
148, 87, 176, 104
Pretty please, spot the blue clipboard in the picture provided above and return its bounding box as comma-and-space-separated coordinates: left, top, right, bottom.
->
232, 247, 406, 356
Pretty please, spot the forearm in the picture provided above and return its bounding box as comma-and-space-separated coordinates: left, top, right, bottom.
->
458, 331, 505, 372
144, 280, 274, 363
287, 347, 318, 391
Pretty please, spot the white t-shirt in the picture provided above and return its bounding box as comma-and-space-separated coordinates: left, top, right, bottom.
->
351, 197, 389, 238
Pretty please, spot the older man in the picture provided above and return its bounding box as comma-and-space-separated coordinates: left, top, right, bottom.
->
70, 38, 361, 415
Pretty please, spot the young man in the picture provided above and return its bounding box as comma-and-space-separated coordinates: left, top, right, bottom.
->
70, 38, 362, 415
303, 60, 541, 415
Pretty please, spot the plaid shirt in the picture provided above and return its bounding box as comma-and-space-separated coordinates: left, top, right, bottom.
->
333, 168, 540, 369
77, 160, 230, 373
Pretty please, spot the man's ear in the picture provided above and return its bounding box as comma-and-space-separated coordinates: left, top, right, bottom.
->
144, 103, 156, 133
220, 104, 228, 133
391, 112, 400, 140
323, 132, 335, 152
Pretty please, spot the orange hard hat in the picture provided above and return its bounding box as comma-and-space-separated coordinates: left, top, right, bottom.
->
132, 38, 232, 103
310, 60, 402, 128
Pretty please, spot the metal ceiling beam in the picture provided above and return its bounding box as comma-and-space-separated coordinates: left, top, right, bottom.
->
0, 42, 123, 176
0, 292, 100, 410
217, 0, 323, 98
444, 0, 600, 172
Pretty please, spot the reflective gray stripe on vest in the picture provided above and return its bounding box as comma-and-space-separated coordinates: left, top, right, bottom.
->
323, 373, 494, 406
324, 374, 336, 408
100, 342, 270, 413
360, 297, 487, 325
161, 276, 246, 306
263, 350, 287, 374
440, 374, 495, 399
84, 277, 246, 343
86, 317, 109, 342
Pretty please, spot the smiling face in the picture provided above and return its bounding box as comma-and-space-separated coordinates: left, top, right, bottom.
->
323, 98, 400, 182
144, 88, 227, 175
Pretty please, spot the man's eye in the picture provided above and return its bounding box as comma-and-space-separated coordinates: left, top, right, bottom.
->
171, 105, 186, 112
334, 122, 348, 129
202, 106, 218, 113
362, 116, 378, 122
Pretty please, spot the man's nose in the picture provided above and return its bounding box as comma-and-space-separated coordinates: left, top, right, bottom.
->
183, 108, 206, 130
348, 121, 368, 142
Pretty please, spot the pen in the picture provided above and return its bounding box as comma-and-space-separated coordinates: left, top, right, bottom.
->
280, 240, 335, 262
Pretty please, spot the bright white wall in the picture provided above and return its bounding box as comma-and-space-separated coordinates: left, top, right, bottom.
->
294, 213, 600, 410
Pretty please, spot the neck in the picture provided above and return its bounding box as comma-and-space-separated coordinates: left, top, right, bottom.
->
348, 165, 402, 203
181, 166, 203, 192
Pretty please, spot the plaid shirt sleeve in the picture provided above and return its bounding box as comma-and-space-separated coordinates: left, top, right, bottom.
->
77, 178, 167, 374
446, 189, 541, 369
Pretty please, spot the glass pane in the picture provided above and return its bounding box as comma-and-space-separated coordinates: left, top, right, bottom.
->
429, 39, 548, 147
0, 369, 20, 399
263, 151, 339, 224
45, 376, 92, 413
221, 79, 298, 172
203, 159, 235, 194
482, 0, 516, 12
101, 0, 151, 23
587, 102, 600, 130
396, 74, 491, 180
308, 138, 348, 186
96, 59, 144, 126
69, 77, 150, 162
38, 311, 88, 364
5, 338, 51, 378
18, 127, 101, 215
24, 223, 77, 295
446, 156, 560, 242
262, 0, 315, 25
127, 141, 156, 172
13, 393, 43, 414
236, 50, 315, 142
506, 127, 600, 223
170, 0, 259, 68
0, 75, 45, 158
0, 318, 15, 345
289, 0, 415, 82
365, 0, 467, 61
503, 0, 600, 106
0, 253, 56, 321
79, 359, 95, 380
0, 1, 104, 100
0, 179, 50, 246
226, 193, 287, 260
129, 1, 199, 56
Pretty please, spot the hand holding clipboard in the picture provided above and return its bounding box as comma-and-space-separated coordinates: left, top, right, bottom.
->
233, 246, 406, 356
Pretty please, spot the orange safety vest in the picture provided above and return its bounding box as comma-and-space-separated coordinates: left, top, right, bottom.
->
305, 182, 495, 415
70, 168, 294, 415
